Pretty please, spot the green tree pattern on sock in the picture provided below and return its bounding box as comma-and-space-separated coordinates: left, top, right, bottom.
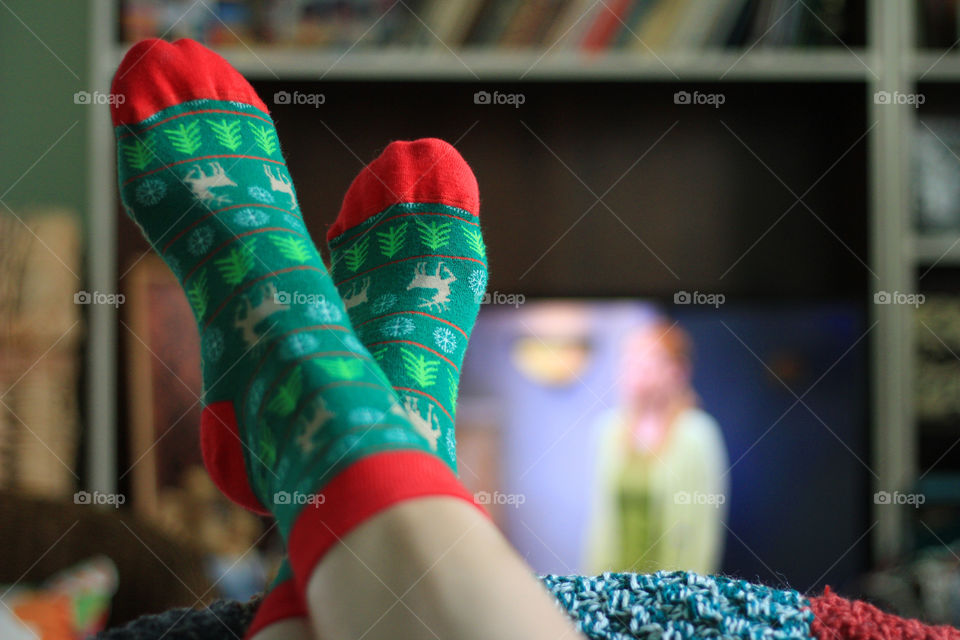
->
121, 133, 157, 171
377, 222, 407, 258
315, 357, 364, 380
447, 370, 458, 411
214, 239, 257, 286
207, 118, 243, 151
270, 236, 312, 263
416, 219, 452, 251
267, 366, 302, 417
343, 236, 369, 272
187, 269, 209, 319
462, 228, 485, 259
248, 123, 278, 156
164, 121, 203, 155
400, 348, 439, 388
258, 429, 277, 470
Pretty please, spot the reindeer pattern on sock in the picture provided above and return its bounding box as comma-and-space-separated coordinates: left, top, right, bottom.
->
403, 395, 440, 450
184, 162, 237, 206
296, 398, 335, 453
263, 165, 297, 210
233, 282, 290, 346
343, 277, 371, 311
407, 262, 457, 312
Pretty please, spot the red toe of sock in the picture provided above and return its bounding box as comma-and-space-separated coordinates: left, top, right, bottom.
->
328, 138, 480, 241
111, 38, 268, 126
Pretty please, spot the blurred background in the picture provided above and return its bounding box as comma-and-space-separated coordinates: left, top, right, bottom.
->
3, 0, 960, 636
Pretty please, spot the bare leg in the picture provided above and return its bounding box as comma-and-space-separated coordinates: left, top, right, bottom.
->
306, 497, 584, 640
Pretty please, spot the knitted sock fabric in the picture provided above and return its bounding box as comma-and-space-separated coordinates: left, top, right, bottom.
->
112, 35, 479, 607
327, 138, 485, 472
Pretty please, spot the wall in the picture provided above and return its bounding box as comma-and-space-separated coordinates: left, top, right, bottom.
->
0, 0, 90, 218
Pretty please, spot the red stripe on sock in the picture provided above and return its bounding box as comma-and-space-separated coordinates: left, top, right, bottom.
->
288, 450, 487, 592
122, 153, 285, 186
392, 386, 453, 422
203, 265, 324, 328
334, 254, 485, 286
355, 310, 469, 339
329, 209, 480, 249
160, 203, 301, 255
367, 340, 459, 371
118, 108, 273, 141
182, 227, 306, 283
243, 579, 306, 639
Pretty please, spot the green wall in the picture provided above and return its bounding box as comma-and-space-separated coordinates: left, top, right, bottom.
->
0, 0, 90, 218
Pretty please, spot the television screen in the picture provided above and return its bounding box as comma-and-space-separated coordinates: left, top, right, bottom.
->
456, 299, 868, 592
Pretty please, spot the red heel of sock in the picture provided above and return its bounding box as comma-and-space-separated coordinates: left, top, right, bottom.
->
200, 401, 269, 515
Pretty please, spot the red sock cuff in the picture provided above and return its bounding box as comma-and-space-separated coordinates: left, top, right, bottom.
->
244, 579, 306, 639
287, 450, 488, 592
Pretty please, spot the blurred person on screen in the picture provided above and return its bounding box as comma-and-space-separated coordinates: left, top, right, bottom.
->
584, 319, 728, 575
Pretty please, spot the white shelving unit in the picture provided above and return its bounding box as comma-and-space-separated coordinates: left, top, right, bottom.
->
103, 45, 874, 81
85, 0, 957, 565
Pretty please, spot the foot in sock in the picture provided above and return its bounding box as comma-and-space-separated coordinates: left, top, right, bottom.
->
327, 138, 486, 473
250, 139, 487, 635
111, 38, 481, 634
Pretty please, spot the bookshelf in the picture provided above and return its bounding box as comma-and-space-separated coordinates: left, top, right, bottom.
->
102, 46, 873, 80
83, 0, 956, 570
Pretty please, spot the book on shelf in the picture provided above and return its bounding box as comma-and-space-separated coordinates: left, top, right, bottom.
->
120, 0, 862, 51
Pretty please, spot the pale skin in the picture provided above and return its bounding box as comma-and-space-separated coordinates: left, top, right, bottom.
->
252, 497, 585, 640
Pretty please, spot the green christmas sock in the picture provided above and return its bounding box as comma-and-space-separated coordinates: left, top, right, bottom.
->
327, 139, 487, 472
